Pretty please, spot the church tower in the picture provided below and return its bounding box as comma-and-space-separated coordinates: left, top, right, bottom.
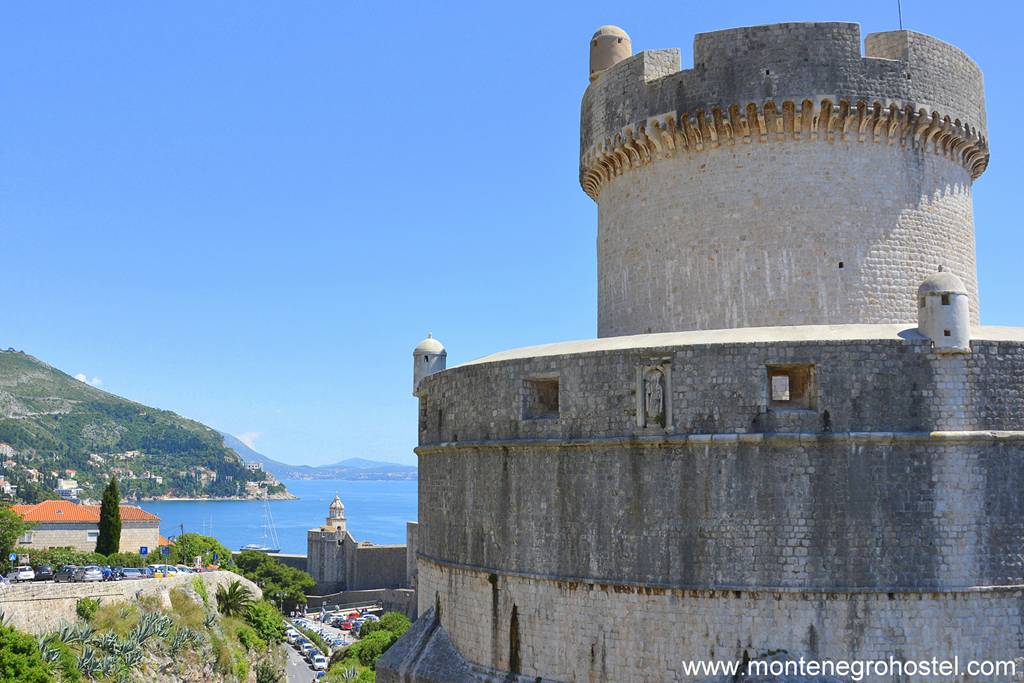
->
325, 494, 346, 532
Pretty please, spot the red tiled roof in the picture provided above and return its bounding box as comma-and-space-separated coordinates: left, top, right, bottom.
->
10, 499, 159, 523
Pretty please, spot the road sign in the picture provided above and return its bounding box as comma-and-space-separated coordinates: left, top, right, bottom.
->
7, 553, 14, 562
212, 552, 218, 562
139, 546, 149, 556
160, 545, 170, 556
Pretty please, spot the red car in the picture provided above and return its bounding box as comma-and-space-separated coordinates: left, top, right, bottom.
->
339, 621, 354, 631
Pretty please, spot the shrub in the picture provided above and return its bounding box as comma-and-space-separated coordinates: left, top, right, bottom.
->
233, 622, 266, 652
350, 630, 397, 668
378, 612, 411, 638
244, 600, 286, 644
354, 671, 375, 683
90, 602, 140, 637
255, 660, 283, 683
0, 624, 53, 683
76, 597, 100, 621
192, 576, 209, 606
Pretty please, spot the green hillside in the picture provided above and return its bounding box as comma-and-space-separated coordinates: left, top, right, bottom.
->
0, 349, 283, 502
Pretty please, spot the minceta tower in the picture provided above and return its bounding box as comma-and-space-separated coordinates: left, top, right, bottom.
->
381, 22, 1024, 683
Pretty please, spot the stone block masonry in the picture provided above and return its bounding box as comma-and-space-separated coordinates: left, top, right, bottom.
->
580, 23, 988, 336
0, 571, 261, 635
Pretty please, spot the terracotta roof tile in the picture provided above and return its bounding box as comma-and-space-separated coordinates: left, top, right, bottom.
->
10, 499, 159, 523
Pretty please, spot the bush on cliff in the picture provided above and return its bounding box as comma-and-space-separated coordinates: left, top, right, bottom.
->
0, 623, 53, 683
235, 550, 313, 613
244, 600, 286, 644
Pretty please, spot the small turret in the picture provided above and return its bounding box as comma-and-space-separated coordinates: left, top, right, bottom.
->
589, 25, 631, 82
325, 494, 346, 531
413, 333, 446, 396
917, 270, 971, 353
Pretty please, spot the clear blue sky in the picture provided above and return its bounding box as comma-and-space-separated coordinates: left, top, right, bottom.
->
2, 2, 1021, 466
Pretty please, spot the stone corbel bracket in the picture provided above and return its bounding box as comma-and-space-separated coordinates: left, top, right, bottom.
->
580, 99, 989, 199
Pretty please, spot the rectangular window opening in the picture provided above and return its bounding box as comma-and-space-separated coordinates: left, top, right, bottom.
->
524, 378, 560, 420
767, 364, 816, 410
941, 294, 951, 306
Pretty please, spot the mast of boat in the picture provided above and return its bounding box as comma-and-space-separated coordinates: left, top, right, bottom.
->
263, 494, 280, 552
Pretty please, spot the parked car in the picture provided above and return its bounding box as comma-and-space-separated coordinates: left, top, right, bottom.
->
74, 566, 104, 582
7, 566, 35, 582
33, 565, 54, 581
149, 564, 179, 578
54, 565, 78, 583
118, 567, 144, 580
311, 654, 328, 670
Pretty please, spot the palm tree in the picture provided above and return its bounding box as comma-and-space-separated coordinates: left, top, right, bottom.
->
215, 579, 253, 617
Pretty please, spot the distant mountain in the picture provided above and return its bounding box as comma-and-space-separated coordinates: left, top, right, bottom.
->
219, 433, 416, 481
325, 457, 410, 471
0, 349, 286, 502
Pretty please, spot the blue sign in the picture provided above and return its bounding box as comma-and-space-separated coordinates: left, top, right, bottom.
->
160, 545, 170, 556
139, 546, 149, 556
212, 552, 218, 562
7, 553, 15, 561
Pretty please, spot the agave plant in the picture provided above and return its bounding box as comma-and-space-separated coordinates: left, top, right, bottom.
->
131, 610, 171, 645
215, 579, 253, 617
36, 635, 62, 664
121, 646, 144, 669
118, 605, 133, 619
339, 667, 359, 681
78, 646, 101, 677
75, 622, 96, 643
167, 627, 189, 657
99, 655, 119, 677
203, 611, 217, 628
93, 632, 120, 652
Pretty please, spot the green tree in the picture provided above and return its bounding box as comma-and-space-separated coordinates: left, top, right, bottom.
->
95, 477, 121, 555
235, 551, 314, 613
0, 504, 32, 559
0, 624, 54, 683
215, 579, 254, 617
170, 533, 234, 568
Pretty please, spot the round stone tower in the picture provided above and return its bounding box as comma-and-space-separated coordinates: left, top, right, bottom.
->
379, 22, 1024, 683
580, 22, 989, 336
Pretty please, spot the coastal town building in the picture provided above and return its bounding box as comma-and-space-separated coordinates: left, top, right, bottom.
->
380, 21, 1024, 683
12, 499, 164, 553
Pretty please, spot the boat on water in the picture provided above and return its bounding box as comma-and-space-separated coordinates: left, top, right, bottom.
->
241, 495, 281, 553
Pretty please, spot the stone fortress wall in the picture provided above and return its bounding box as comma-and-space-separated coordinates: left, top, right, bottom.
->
581, 24, 988, 336
402, 329, 1024, 681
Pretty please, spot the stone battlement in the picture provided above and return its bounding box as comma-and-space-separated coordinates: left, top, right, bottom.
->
581, 23, 987, 180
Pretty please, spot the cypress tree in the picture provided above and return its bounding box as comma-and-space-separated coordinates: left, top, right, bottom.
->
96, 477, 121, 555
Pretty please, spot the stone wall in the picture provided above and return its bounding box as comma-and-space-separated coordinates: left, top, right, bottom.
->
581, 24, 986, 155
351, 544, 407, 591
579, 23, 988, 336
0, 571, 261, 635
416, 559, 1024, 683
403, 329, 1024, 681
595, 142, 978, 335
307, 588, 417, 619
17, 520, 160, 554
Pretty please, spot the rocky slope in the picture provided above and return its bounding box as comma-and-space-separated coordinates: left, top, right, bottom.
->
0, 349, 288, 502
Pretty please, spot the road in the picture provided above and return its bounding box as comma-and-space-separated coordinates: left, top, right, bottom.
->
284, 642, 316, 683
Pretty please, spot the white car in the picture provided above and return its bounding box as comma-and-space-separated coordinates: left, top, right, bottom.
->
312, 654, 328, 670
8, 566, 35, 582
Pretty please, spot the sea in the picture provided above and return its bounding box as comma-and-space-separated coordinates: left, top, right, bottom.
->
137, 479, 418, 555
